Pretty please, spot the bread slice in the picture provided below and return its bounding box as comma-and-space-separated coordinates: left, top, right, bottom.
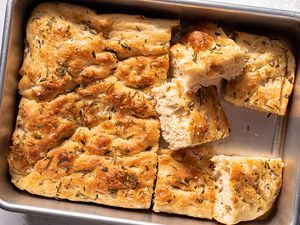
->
169, 23, 245, 93
212, 155, 283, 225
153, 146, 215, 219
224, 32, 295, 116
152, 79, 229, 150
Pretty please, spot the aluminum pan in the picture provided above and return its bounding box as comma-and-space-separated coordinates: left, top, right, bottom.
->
0, 0, 299, 225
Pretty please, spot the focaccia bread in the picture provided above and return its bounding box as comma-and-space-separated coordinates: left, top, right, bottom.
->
8, 2, 179, 209
212, 155, 283, 225
152, 79, 230, 150
224, 32, 295, 115
153, 146, 215, 219
170, 23, 245, 92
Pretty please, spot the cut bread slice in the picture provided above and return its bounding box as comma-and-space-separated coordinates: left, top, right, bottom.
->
169, 23, 245, 93
212, 155, 283, 225
152, 79, 229, 150
224, 32, 295, 116
153, 146, 215, 219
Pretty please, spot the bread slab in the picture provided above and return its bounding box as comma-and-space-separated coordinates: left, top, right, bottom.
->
9, 2, 179, 209
212, 155, 283, 225
152, 79, 230, 150
153, 151, 283, 224
170, 23, 245, 93
18, 2, 179, 101
225, 32, 295, 115
153, 146, 215, 219
14, 130, 158, 209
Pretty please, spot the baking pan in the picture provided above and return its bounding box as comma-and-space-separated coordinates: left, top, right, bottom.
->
0, 0, 299, 224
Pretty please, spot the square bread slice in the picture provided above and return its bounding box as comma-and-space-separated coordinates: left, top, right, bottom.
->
224, 32, 295, 115
153, 146, 215, 219
212, 155, 283, 225
152, 79, 230, 150
170, 23, 245, 93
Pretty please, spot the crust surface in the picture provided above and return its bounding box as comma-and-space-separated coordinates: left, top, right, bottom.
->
9, 2, 178, 209
153, 146, 215, 219
225, 32, 295, 115
170, 23, 245, 92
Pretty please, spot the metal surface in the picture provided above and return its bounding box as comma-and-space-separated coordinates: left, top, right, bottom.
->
0, 0, 299, 224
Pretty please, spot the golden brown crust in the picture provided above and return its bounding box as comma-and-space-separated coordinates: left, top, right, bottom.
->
9, 2, 178, 209
19, 2, 178, 101
14, 137, 157, 209
8, 94, 81, 176
153, 146, 215, 219
170, 23, 245, 92
115, 54, 169, 90
224, 32, 295, 115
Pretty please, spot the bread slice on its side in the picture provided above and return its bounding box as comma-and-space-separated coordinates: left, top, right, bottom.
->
153, 146, 215, 219
212, 155, 283, 225
224, 32, 295, 116
169, 23, 245, 93
152, 79, 229, 150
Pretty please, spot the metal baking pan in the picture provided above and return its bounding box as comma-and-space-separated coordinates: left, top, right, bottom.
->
0, 0, 299, 224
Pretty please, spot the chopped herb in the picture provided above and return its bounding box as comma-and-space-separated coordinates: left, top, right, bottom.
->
196, 197, 204, 203
92, 50, 96, 58
56, 67, 67, 76
193, 52, 197, 63
126, 134, 134, 140
179, 178, 190, 186
56, 182, 62, 194
104, 149, 111, 155
269, 61, 275, 67
43, 156, 53, 171
74, 169, 92, 175
108, 188, 118, 194
105, 83, 115, 93
123, 173, 138, 189
102, 167, 108, 172
135, 25, 141, 31
38, 108, 43, 115
243, 40, 251, 45
225, 205, 232, 211
266, 104, 274, 110
264, 161, 270, 170
145, 146, 152, 151
120, 42, 131, 50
